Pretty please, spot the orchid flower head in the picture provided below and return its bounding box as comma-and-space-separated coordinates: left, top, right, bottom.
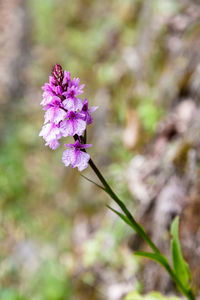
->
39, 64, 97, 171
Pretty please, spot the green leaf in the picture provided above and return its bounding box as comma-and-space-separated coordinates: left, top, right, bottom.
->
81, 174, 105, 191
107, 205, 160, 254
134, 251, 170, 270
124, 291, 181, 300
107, 205, 133, 226
170, 217, 191, 289
107, 205, 148, 240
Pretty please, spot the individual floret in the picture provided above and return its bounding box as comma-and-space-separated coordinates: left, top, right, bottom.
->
62, 141, 91, 171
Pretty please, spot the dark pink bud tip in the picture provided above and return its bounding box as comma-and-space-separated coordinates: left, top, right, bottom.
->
52, 64, 64, 83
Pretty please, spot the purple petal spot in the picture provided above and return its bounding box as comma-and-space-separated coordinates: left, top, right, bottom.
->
51, 96, 62, 106
67, 111, 76, 119
82, 98, 90, 110
67, 86, 75, 98
64, 140, 92, 149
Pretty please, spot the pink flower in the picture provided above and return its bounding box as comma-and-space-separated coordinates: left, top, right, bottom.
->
69, 77, 85, 95
45, 139, 60, 150
60, 111, 86, 137
39, 123, 62, 149
39, 64, 97, 171
81, 98, 98, 124
62, 71, 71, 86
62, 97, 83, 112
40, 92, 54, 107
62, 141, 91, 171
44, 107, 66, 124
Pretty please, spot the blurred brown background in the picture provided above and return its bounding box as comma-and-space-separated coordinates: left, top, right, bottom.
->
1, 0, 200, 299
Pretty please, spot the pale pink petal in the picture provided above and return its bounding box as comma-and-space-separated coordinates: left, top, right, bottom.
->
60, 120, 74, 136
41, 92, 53, 106
44, 107, 66, 124
62, 98, 83, 111
44, 108, 54, 124
62, 149, 74, 167
40, 123, 61, 142
53, 108, 66, 124
74, 151, 90, 171
45, 139, 60, 150
73, 118, 86, 136
89, 106, 98, 113
45, 126, 60, 142
39, 123, 51, 138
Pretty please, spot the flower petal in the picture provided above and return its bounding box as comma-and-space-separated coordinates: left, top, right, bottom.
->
39, 123, 51, 138
60, 119, 74, 136
62, 98, 83, 111
74, 150, 90, 171
45, 139, 60, 150
62, 149, 75, 167
62, 71, 71, 85
39, 123, 62, 142
89, 106, 98, 113
41, 92, 53, 106
44, 107, 66, 124
73, 118, 86, 136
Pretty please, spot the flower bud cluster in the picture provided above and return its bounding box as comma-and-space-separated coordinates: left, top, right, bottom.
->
39, 64, 97, 171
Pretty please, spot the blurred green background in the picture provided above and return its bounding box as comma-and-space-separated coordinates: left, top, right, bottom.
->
1, 0, 198, 299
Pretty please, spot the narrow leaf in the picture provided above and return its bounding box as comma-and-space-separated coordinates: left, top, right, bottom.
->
134, 251, 170, 269
170, 217, 191, 289
107, 205, 160, 254
107, 205, 133, 227
81, 174, 105, 191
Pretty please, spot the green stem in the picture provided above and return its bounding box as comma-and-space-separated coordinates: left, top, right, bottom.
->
89, 159, 160, 254
88, 158, 195, 300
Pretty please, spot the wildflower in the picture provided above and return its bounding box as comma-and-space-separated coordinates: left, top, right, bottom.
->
60, 111, 86, 137
62, 97, 83, 112
81, 98, 98, 125
62, 141, 91, 171
44, 106, 66, 125
40, 92, 53, 106
39, 64, 97, 171
39, 123, 62, 150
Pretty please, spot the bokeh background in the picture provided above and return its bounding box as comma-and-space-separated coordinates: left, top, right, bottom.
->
1, 0, 200, 299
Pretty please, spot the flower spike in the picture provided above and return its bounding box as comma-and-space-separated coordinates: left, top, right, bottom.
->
39, 64, 97, 171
